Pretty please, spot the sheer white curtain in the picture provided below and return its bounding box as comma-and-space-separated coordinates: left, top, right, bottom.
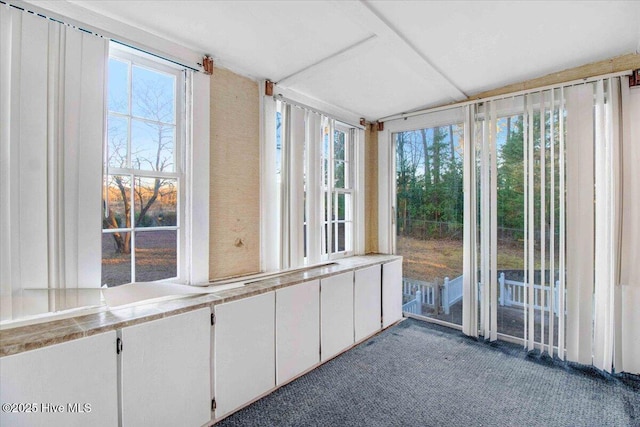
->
467, 76, 636, 374
566, 79, 618, 370
277, 102, 326, 269
616, 80, 640, 374
0, 5, 106, 320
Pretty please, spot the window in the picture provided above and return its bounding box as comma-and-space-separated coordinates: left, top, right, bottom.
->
102, 44, 186, 286
272, 100, 361, 270
394, 123, 465, 326
322, 124, 354, 257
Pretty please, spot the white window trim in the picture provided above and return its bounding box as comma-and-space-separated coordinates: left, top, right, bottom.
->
324, 123, 357, 260
378, 108, 467, 254
103, 43, 210, 286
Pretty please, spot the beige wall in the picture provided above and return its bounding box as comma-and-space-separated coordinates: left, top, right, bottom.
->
364, 124, 379, 254
209, 68, 260, 280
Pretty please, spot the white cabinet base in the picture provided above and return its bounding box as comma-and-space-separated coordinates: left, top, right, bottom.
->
355, 265, 382, 341
321, 271, 355, 362
214, 292, 276, 419
276, 280, 320, 385
382, 259, 403, 328
0, 332, 118, 427
120, 308, 211, 427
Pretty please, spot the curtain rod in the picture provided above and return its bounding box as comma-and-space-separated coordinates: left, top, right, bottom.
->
274, 94, 366, 130
378, 69, 633, 123
2, 0, 201, 72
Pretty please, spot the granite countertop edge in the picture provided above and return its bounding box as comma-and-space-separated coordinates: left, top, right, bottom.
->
0, 254, 401, 358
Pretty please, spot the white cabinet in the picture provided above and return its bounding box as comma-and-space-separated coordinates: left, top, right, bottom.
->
0, 332, 118, 427
382, 259, 403, 328
120, 308, 211, 427
276, 279, 320, 385
320, 271, 354, 362
354, 265, 382, 341
214, 292, 275, 419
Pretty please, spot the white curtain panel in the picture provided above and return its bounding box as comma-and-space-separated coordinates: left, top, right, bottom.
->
565, 77, 634, 373
0, 5, 106, 320
565, 83, 596, 366
617, 81, 640, 375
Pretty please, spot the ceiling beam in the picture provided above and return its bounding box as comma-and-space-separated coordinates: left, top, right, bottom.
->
276, 34, 378, 86
332, 0, 467, 104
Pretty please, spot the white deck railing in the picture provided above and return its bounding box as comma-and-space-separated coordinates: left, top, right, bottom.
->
402, 275, 463, 315
497, 272, 562, 314
402, 273, 564, 316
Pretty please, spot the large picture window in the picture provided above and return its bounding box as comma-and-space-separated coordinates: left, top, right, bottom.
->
102, 44, 185, 286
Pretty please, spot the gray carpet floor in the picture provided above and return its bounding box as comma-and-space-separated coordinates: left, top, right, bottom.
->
215, 318, 640, 427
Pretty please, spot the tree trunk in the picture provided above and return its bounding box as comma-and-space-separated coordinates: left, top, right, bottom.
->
420, 128, 431, 186
114, 177, 131, 254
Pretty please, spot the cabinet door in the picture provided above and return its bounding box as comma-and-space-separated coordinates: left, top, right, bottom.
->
121, 308, 211, 427
214, 292, 275, 419
320, 271, 354, 362
354, 265, 382, 341
0, 332, 118, 427
382, 259, 403, 328
276, 280, 320, 386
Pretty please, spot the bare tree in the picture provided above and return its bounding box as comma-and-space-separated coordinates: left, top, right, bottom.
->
103, 72, 176, 254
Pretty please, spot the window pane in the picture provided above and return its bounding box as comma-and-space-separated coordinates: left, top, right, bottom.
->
275, 109, 282, 176
334, 130, 345, 160
337, 222, 346, 252
108, 58, 129, 114
131, 118, 175, 172
133, 177, 177, 227
395, 124, 464, 326
102, 232, 131, 287
334, 160, 345, 189
103, 175, 131, 229
107, 115, 129, 169
322, 158, 329, 187
135, 230, 177, 282
496, 115, 526, 340
336, 193, 351, 221
132, 65, 175, 124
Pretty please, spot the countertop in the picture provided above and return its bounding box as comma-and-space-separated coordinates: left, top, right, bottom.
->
0, 254, 401, 358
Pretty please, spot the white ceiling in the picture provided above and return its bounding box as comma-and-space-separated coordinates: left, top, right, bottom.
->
60, 1, 640, 120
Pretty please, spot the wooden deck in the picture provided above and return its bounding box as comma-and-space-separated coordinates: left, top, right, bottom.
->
417, 301, 561, 345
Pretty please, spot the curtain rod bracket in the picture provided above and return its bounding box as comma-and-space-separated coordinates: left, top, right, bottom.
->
630, 69, 640, 87
202, 55, 214, 75
265, 80, 274, 96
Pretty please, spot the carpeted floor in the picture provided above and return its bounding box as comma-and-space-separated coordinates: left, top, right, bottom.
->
215, 318, 640, 427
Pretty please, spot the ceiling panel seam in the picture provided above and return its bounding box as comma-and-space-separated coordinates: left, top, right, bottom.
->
276, 34, 378, 86
336, 0, 467, 102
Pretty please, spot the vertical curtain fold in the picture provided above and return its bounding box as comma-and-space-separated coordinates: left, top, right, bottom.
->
305, 111, 322, 264
617, 79, 640, 374
0, 6, 106, 320
279, 102, 335, 269
565, 84, 595, 365
592, 79, 618, 372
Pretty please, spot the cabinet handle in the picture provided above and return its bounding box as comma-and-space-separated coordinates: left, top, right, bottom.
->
116, 337, 123, 354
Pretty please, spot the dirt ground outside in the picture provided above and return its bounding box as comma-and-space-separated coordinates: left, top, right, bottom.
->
397, 235, 527, 283
399, 235, 562, 340
101, 231, 177, 286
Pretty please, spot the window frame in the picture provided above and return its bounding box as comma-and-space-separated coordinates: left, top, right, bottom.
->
102, 43, 187, 286
322, 122, 355, 259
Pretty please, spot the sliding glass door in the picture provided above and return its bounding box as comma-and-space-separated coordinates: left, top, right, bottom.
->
388, 76, 630, 373
395, 122, 465, 326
